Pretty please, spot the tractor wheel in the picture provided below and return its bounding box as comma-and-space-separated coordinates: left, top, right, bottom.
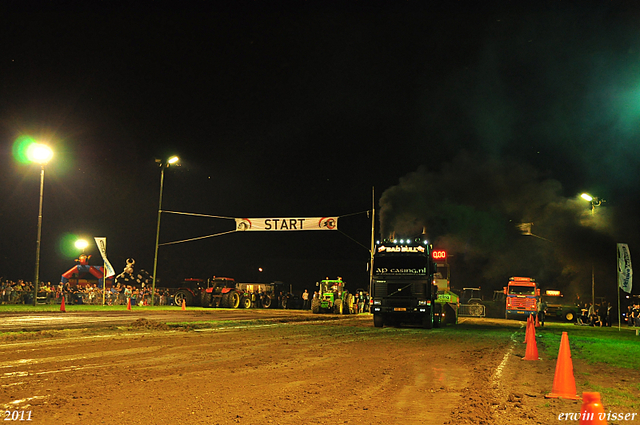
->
564, 310, 576, 322
373, 314, 384, 328
241, 296, 252, 309
311, 298, 320, 314
220, 293, 230, 308
334, 299, 343, 314
229, 291, 241, 309
262, 294, 272, 309
200, 292, 212, 308
343, 293, 353, 314
174, 290, 193, 307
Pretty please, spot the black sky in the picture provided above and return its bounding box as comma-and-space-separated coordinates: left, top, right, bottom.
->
1, 1, 640, 298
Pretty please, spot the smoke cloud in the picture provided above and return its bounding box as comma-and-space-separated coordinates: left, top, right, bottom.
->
379, 151, 620, 300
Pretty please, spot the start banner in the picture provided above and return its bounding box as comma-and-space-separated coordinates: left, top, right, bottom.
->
235, 217, 338, 231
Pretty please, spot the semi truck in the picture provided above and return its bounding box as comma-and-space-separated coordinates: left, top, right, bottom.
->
504, 276, 539, 320
370, 237, 441, 329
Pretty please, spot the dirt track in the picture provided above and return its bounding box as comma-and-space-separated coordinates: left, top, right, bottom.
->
0, 312, 637, 424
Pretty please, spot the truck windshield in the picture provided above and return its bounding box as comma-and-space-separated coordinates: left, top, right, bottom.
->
508, 285, 535, 295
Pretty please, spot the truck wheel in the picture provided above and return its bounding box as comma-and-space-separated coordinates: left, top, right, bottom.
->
311, 298, 320, 314
564, 310, 576, 322
174, 291, 193, 307
262, 294, 272, 309
422, 311, 433, 329
229, 291, 241, 309
373, 314, 384, 328
241, 296, 252, 309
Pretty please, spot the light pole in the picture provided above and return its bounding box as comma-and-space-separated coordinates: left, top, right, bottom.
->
29, 143, 53, 306
581, 193, 604, 309
151, 155, 179, 306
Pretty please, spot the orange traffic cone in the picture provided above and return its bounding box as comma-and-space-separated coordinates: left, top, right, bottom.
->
127, 297, 131, 311
181, 299, 186, 311
60, 295, 66, 313
523, 320, 539, 361
535, 313, 540, 328
546, 332, 581, 399
579, 392, 607, 424
524, 315, 532, 343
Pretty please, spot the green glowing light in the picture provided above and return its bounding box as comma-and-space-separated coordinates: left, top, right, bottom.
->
12, 136, 53, 165
58, 233, 83, 258
12, 135, 36, 164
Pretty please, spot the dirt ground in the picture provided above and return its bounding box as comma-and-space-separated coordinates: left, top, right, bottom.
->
0, 311, 638, 424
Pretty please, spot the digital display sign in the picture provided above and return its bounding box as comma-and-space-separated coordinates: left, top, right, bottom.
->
432, 250, 446, 260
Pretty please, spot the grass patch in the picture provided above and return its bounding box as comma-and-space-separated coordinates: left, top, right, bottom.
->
585, 383, 640, 409
536, 323, 640, 370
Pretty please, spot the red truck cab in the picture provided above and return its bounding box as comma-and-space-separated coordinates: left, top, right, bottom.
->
503, 277, 539, 320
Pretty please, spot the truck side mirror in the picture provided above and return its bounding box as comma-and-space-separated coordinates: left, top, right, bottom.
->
315, 282, 319, 286
536, 289, 540, 296
503, 287, 507, 295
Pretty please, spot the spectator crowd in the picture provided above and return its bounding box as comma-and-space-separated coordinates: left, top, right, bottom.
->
1, 278, 174, 306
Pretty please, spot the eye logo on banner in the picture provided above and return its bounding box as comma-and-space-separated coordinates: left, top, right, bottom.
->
236, 219, 252, 231
319, 217, 337, 230
235, 217, 338, 231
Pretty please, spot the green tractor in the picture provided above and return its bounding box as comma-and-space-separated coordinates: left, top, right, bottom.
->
311, 277, 354, 314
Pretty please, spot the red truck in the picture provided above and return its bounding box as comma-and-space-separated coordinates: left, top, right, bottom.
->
504, 277, 539, 320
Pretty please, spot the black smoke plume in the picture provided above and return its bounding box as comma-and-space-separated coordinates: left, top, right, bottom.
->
379, 152, 621, 301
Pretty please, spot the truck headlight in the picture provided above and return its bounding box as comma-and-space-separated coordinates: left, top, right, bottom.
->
373, 300, 381, 305
418, 300, 427, 306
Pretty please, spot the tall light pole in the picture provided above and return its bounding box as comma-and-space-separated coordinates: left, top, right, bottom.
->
151, 155, 179, 306
581, 193, 604, 309
29, 143, 53, 306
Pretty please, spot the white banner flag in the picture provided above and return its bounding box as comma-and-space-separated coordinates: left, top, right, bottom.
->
235, 217, 338, 231
617, 243, 632, 293
94, 237, 116, 278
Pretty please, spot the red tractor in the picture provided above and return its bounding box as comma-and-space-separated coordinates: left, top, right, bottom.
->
173, 277, 237, 307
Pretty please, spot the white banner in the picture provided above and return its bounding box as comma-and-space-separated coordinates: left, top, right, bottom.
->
94, 237, 116, 278
617, 243, 632, 293
235, 217, 338, 231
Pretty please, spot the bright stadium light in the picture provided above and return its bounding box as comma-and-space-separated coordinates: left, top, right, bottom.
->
75, 239, 89, 252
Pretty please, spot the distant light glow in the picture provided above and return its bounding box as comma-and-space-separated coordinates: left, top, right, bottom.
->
581, 193, 593, 202
168, 156, 179, 164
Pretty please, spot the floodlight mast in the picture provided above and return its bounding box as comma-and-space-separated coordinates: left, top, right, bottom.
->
31, 144, 53, 306
581, 193, 605, 308
151, 156, 179, 306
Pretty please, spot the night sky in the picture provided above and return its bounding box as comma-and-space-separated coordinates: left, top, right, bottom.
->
2, 1, 640, 300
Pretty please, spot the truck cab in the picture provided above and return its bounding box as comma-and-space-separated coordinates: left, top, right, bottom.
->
504, 276, 539, 320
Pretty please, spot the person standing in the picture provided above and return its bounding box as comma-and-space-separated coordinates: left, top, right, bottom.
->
537, 298, 547, 326
302, 289, 310, 310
